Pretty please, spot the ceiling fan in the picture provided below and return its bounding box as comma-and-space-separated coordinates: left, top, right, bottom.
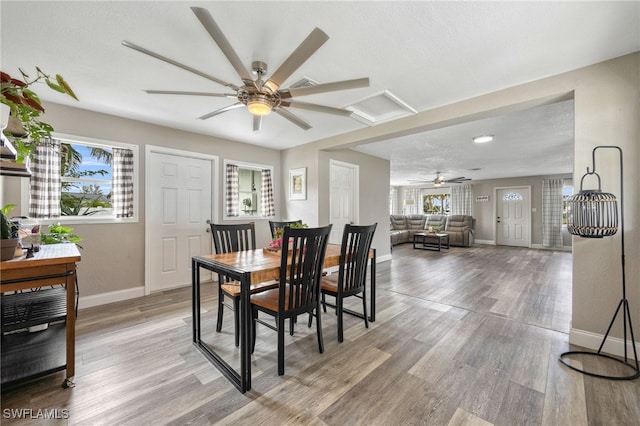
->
122, 7, 369, 131
408, 172, 471, 187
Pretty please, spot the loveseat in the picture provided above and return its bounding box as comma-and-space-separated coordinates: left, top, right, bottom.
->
390, 214, 475, 247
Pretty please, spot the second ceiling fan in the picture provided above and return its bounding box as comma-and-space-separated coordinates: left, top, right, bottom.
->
409, 172, 471, 187
122, 7, 369, 131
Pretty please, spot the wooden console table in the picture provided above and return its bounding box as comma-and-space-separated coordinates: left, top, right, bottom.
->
1, 244, 81, 388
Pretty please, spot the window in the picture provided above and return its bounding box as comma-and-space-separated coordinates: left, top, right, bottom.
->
422, 193, 450, 214
25, 134, 138, 223
502, 192, 523, 201
224, 160, 275, 218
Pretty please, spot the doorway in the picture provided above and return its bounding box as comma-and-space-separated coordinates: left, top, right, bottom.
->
329, 160, 359, 245
145, 146, 218, 294
495, 186, 531, 247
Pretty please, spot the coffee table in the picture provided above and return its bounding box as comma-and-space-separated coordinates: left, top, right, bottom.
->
413, 232, 450, 251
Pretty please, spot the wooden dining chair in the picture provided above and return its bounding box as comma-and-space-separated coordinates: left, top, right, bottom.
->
320, 223, 377, 342
250, 224, 332, 375
210, 222, 278, 347
268, 220, 302, 238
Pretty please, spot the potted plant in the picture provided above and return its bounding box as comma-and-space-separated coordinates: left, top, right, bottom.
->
1, 204, 20, 261
41, 223, 82, 247
1, 67, 78, 162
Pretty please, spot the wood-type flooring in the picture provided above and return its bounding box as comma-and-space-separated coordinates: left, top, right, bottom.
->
2, 244, 639, 425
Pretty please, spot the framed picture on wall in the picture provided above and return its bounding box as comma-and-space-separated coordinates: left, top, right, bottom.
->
289, 167, 306, 200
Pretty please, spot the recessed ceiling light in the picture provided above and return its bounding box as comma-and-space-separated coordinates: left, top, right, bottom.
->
473, 135, 494, 144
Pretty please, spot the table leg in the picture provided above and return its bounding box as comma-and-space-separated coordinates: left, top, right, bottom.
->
63, 268, 76, 388
192, 259, 200, 343
240, 272, 251, 391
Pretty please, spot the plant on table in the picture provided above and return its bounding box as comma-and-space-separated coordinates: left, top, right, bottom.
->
269, 222, 308, 248
41, 223, 83, 248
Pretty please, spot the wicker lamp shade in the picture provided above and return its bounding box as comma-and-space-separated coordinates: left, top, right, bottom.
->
567, 189, 618, 238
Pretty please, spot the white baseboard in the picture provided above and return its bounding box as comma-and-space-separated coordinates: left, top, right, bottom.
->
531, 243, 572, 252
474, 239, 495, 245
78, 286, 145, 310
377, 253, 392, 263
569, 327, 639, 359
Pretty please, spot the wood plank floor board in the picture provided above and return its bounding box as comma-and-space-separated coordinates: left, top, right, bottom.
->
3, 244, 639, 425
493, 380, 544, 426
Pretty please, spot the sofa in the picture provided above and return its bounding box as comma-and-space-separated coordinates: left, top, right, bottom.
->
390, 214, 475, 247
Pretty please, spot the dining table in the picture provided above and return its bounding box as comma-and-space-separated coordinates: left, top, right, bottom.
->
191, 243, 376, 393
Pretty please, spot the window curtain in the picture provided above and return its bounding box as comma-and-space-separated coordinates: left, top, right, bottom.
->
403, 188, 420, 214
261, 169, 275, 217
225, 163, 239, 217
112, 148, 134, 218
389, 187, 398, 214
451, 184, 473, 216
542, 178, 563, 247
29, 138, 61, 219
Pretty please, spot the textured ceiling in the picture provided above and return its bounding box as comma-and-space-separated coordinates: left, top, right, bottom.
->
354, 99, 575, 186
1, 1, 638, 182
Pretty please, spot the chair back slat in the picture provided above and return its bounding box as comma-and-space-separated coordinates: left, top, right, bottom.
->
280, 225, 332, 314
210, 222, 256, 254
338, 223, 377, 296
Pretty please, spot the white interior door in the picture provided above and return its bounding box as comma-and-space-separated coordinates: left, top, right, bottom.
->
147, 150, 213, 293
496, 187, 531, 247
329, 160, 358, 244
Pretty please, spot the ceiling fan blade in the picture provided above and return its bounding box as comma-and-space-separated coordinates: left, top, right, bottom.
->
253, 115, 262, 132
144, 90, 236, 98
190, 7, 255, 87
447, 177, 471, 182
407, 179, 431, 183
281, 100, 352, 117
122, 40, 238, 90
197, 102, 245, 120
264, 27, 329, 91
274, 108, 312, 131
280, 77, 370, 99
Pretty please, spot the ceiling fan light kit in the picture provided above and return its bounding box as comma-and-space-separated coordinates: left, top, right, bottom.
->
122, 7, 369, 131
246, 95, 273, 116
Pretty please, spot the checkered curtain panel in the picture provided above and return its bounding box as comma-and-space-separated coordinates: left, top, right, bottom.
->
542, 178, 563, 247
112, 148, 134, 218
225, 163, 239, 217
261, 169, 275, 217
29, 138, 61, 218
451, 184, 473, 216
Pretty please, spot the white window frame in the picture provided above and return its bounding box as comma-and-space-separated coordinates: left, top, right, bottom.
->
223, 159, 275, 220
21, 133, 139, 225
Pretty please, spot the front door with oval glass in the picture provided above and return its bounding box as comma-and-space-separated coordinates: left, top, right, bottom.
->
496, 187, 531, 247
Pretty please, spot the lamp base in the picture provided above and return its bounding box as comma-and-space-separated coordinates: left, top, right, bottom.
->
559, 351, 640, 380
559, 297, 639, 380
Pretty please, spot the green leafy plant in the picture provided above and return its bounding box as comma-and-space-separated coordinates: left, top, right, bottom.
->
270, 222, 309, 248
1, 67, 78, 161
41, 223, 83, 248
1, 204, 18, 239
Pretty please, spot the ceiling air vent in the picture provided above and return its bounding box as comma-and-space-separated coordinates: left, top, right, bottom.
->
288, 76, 318, 89
347, 90, 416, 126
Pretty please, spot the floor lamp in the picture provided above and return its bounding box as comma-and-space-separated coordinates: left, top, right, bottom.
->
559, 145, 639, 380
